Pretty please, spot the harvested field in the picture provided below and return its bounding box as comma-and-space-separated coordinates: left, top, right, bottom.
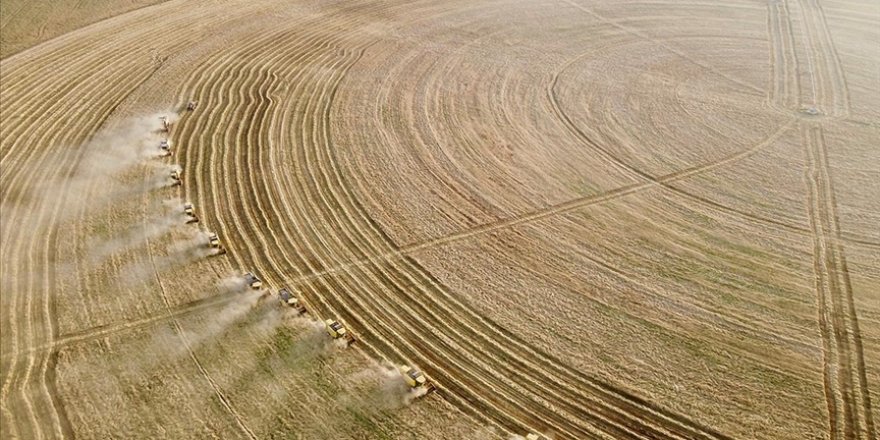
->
1, 0, 878, 439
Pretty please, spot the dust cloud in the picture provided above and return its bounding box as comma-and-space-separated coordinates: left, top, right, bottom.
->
345, 361, 426, 410
88, 210, 188, 264
54, 113, 179, 215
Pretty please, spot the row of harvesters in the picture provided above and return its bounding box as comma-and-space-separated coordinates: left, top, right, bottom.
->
157, 101, 196, 157
158, 104, 226, 257
275, 283, 434, 396
159, 101, 435, 402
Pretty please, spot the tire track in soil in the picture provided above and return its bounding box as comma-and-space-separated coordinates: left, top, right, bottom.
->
1, 294, 241, 363
796, 0, 850, 117
547, 52, 837, 245
283, 118, 794, 292
767, 0, 801, 112
405, 120, 795, 256
763, 0, 850, 117
557, 0, 765, 96
803, 123, 874, 440
144, 193, 257, 440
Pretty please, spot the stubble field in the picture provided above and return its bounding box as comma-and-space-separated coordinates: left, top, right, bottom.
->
1, 0, 878, 439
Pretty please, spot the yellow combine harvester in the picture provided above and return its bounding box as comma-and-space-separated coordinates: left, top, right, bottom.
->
324, 319, 355, 346
278, 288, 306, 315
207, 232, 226, 255
399, 365, 436, 395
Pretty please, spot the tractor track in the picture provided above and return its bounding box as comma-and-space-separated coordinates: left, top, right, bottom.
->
768, 0, 801, 111
796, 0, 850, 117
0, 293, 241, 363
803, 123, 874, 440
770, 0, 869, 436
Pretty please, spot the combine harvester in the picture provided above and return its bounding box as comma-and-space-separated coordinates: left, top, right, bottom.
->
159, 115, 172, 132
159, 139, 173, 157
183, 203, 199, 223
324, 318, 355, 346
243, 272, 262, 290
399, 365, 436, 397
278, 287, 306, 315
207, 232, 226, 255
169, 169, 182, 186
187, 101, 198, 111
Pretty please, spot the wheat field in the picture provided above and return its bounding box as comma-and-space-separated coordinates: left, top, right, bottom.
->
1, 0, 878, 439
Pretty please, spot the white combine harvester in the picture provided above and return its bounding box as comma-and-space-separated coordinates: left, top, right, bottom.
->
159, 139, 172, 157
183, 203, 198, 223
169, 169, 181, 186
159, 115, 171, 132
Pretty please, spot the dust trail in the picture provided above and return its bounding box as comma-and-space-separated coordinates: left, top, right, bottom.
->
173, 288, 262, 356
87, 209, 188, 264
118, 228, 217, 284
114, 277, 263, 376
272, 318, 343, 362
345, 361, 425, 410
144, 163, 183, 191
54, 113, 177, 213
250, 298, 287, 338
217, 274, 251, 293
2, 113, 176, 229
